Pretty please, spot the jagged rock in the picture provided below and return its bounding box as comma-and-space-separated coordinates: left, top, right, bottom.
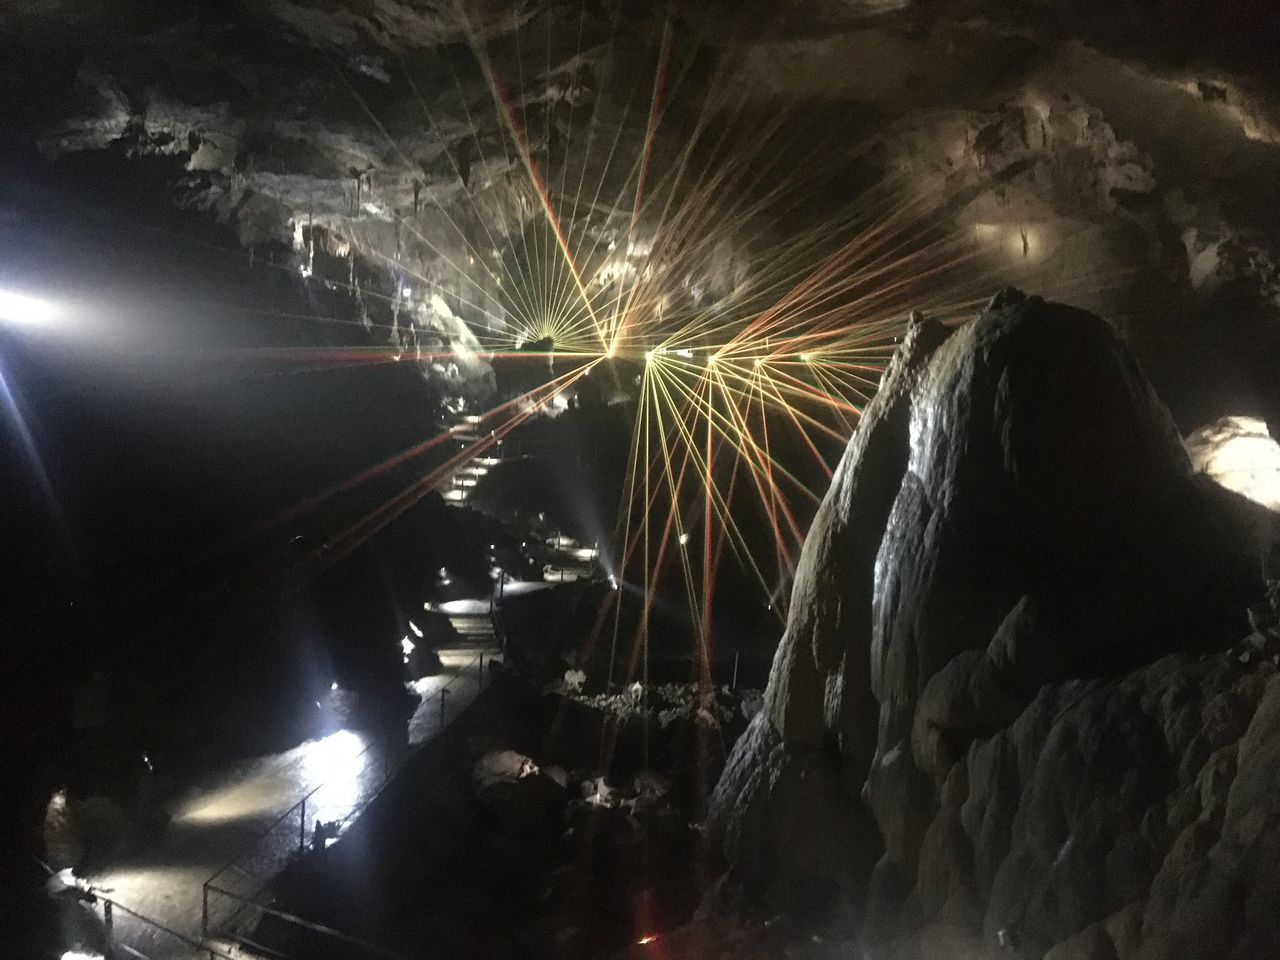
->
711, 312, 952, 918
710, 291, 1273, 958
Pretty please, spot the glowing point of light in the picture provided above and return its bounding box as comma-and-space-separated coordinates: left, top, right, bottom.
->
675, 348, 693, 358
637, 935, 657, 945
609, 575, 619, 591
401, 285, 412, 298
0, 290, 60, 327
409, 620, 423, 638
401, 636, 415, 656
644, 350, 653, 362
753, 358, 763, 368
678, 532, 689, 545
62, 951, 104, 960
800, 353, 812, 362
302, 729, 367, 814
299, 264, 312, 278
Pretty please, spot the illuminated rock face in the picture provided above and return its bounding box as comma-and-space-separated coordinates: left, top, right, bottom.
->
1187, 415, 1280, 514
711, 290, 1278, 958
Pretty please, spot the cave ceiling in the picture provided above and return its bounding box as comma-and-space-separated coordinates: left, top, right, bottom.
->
3, 0, 1280, 425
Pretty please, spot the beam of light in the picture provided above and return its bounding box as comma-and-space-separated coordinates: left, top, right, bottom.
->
0, 289, 60, 327
470, 38, 605, 348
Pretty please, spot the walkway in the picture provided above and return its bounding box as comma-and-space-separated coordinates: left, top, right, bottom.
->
81, 645, 498, 960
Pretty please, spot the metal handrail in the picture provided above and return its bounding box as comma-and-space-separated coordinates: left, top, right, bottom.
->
205, 883, 408, 960
201, 649, 490, 942
101, 894, 241, 960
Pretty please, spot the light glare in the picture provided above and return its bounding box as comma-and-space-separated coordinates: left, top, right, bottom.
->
0, 290, 60, 327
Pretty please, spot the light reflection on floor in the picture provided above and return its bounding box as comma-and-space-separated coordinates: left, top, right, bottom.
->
85, 645, 498, 959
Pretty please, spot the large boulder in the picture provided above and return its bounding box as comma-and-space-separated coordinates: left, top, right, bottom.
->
709, 290, 1272, 958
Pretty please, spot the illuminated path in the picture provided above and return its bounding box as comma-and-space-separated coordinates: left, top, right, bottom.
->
84, 646, 499, 960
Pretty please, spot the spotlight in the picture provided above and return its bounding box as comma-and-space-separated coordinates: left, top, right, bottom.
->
644, 350, 653, 362
799, 353, 811, 362
678, 532, 689, 545
0, 290, 60, 327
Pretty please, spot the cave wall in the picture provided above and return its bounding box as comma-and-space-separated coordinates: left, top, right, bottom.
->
710, 290, 1280, 959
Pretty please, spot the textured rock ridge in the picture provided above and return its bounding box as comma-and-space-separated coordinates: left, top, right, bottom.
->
710, 290, 1277, 959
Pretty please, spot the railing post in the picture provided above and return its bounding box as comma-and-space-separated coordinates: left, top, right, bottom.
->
478, 652, 485, 690
202, 883, 210, 938
439, 688, 449, 726
103, 898, 114, 958
299, 794, 307, 853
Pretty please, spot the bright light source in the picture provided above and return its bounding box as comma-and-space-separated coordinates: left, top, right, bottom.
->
800, 353, 811, 362
1187, 415, 1280, 511
62, 951, 104, 960
609, 575, 619, 591
753, 358, 763, 368
303, 729, 367, 817
678, 532, 690, 545
675, 348, 693, 358
644, 350, 653, 362
0, 290, 60, 327
408, 620, 423, 638
637, 935, 657, 945
330, 681, 339, 691
401, 636, 415, 656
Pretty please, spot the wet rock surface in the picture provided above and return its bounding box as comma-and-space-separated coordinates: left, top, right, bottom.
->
710, 291, 1279, 959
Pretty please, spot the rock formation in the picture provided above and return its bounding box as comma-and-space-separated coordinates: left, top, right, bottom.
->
710, 290, 1279, 959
